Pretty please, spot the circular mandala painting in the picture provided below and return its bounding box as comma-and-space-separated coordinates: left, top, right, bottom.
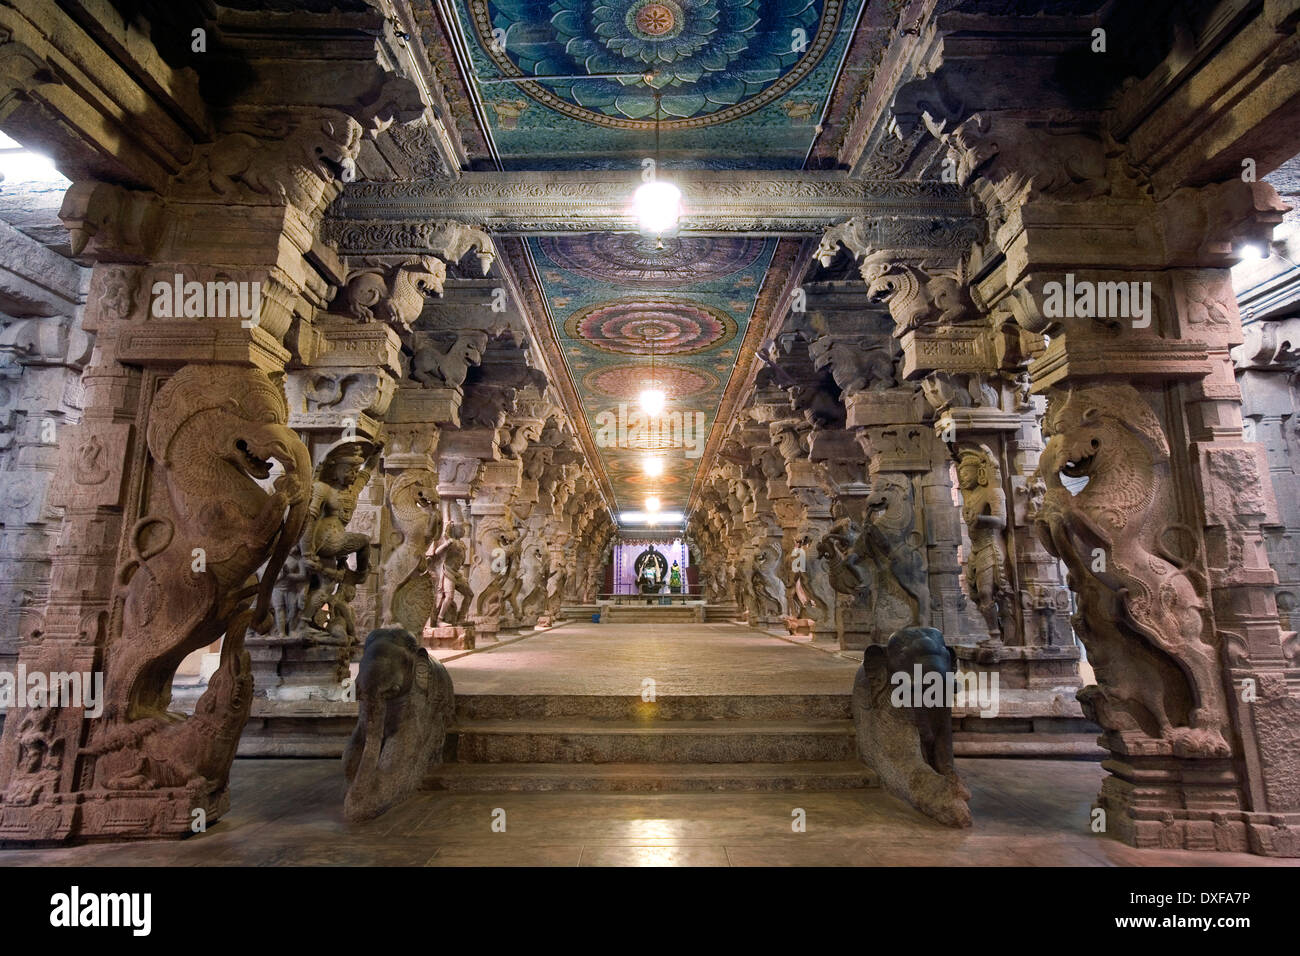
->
538, 235, 767, 288
472, 0, 842, 128
585, 363, 718, 399
566, 298, 735, 355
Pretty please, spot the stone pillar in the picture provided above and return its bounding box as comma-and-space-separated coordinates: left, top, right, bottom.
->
249, 320, 399, 702
1235, 314, 1300, 633
0, 302, 92, 675
890, 38, 1300, 848
0, 0, 428, 840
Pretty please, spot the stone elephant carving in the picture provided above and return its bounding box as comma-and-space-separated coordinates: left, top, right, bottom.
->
853, 626, 971, 828
343, 627, 454, 822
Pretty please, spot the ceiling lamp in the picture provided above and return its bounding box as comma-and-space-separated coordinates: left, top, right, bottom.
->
645, 495, 661, 513
634, 180, 681, 235
638, 386, 666, 416
643, 456, 664, 478
634, 91, 680, 237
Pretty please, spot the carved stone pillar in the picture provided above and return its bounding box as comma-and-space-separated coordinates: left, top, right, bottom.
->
1234, 315, 1300, 634
892, 47, 1300, 848
0, 308, 93, 674
250, 323, 398, 701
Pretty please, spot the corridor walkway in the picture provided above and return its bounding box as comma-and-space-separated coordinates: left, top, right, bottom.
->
442, 620, 860, 696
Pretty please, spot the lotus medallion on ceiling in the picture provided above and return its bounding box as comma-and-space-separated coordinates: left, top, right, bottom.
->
455, 0, 864, 168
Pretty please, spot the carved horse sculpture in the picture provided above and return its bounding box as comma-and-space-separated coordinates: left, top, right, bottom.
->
90, 365, 311, 795
1034, 385, 1230, 757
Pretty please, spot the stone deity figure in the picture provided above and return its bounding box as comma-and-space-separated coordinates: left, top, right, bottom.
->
956, 445, 1015, 645
428, 523, 473, 626
301, 447, 375, 638
272, 546, 309, 636
306, 449, 374, 577
787, 534, 815, 618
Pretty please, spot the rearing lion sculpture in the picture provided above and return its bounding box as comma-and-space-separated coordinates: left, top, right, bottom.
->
1033, 385, 1230, 758
89, 365, 312, 797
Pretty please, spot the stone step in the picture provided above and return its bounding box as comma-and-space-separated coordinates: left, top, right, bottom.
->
425, 760, 877, 793
599, 605, 703, 623
450, 718, 857, 764
455, 693, 852, 722
705, 604, 743, 622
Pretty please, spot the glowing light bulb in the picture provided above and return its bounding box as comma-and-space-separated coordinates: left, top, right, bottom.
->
643, 457, 664, 478
1238, 243, 1265, 261
633, 179, 681, 234
639, 387, 666, 416
645, 495, 661, 513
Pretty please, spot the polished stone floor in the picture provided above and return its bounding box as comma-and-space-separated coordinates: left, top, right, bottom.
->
442, 620, 860, 695
0, 758, 1293, 866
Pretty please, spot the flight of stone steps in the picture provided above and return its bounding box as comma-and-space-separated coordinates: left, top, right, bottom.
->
424, 693, 877, 793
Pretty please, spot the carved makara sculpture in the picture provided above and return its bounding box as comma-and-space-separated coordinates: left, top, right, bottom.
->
519, 546, 552, 620
818, 504, 871, 602
343, 628, 454, 822
1033, 385, 1230, 757
854, 626, 972, 827
474, 526, 520, 619
751, 545, 787, 618
382, 470, 440, 634
410, 330, 488, 389
955, 445, 1016, 644
862, 474, 931, 628
341, 256, 445, 329
859, 254, 975, 335
808, 336, 896, 394
83, 365, 310, 797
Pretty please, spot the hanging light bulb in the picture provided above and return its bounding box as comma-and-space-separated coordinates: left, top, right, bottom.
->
643, 456, 664, 477
639, 387, 666, 416
645, 495, 661, 513
633, 89, 681, 237
633, 179, 681, 235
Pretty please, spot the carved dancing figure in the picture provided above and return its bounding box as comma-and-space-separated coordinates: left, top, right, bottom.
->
428, 523, 474, 626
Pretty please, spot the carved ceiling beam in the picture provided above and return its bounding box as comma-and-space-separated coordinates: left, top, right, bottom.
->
331, 173, 976, 237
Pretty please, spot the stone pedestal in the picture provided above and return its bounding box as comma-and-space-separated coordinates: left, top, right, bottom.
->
423, 623, 475, 651
784, 617, 816, 637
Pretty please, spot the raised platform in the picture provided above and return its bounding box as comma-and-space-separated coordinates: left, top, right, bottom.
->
598, 602, 705, 623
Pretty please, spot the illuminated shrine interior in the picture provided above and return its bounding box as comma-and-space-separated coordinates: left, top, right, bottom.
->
0, 0, 1296, 878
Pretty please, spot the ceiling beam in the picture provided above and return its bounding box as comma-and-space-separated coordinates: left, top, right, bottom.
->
329, 171, 977, 238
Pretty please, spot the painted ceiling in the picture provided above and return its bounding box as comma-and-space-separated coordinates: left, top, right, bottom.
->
443, 1, 867, 516
530, 234, 775, 511
452, 0, 867, 169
